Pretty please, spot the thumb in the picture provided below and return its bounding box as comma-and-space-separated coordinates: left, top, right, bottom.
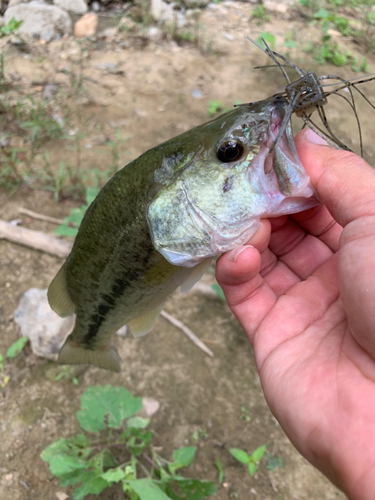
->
295, 129, 375, 228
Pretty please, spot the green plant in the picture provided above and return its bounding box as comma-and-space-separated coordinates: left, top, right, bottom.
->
207, 100, 223, 117
191, 428, 208, 443
215, 458, 224, 484
0, 17, 23, 37
240, 407, 251, 423
229, 444, 267, 477
55, 366, 80, 385
211, 283, 226, 301
0, 337, 28, 388
41, 385, 217, 500
255, 32, 275, 49
250, 5, 271, 25
55, 187, 100, 237
265, 452, 283, 471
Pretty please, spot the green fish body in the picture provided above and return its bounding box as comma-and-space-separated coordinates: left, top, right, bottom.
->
48, 97, 318, 372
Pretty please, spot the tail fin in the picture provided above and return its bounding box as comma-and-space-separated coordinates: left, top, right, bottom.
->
58, 341, 121, 372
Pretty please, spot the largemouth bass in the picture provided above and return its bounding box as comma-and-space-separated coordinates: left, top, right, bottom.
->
48, 97, 319, 372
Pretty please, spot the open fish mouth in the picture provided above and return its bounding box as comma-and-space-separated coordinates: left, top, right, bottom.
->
147, 98, 320, 268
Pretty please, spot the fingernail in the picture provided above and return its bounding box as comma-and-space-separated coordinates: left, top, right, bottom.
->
304, 129, 327, 145
226, 245, 253, 263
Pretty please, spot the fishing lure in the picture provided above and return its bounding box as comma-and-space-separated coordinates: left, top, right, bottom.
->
246, 36, 375, 157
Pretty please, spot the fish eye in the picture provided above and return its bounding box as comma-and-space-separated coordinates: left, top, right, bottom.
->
216, 140, 244, 163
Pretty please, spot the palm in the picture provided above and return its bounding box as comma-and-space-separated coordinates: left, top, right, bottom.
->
216, 205, 375, 499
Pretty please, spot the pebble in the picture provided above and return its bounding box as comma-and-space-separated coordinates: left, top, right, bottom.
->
191, 88, 203, 99
74, 12, 98, 38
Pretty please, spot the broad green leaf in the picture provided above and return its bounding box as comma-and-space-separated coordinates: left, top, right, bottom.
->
41, 436, 91, 465
126, 478, 171, 500
251, 444, 267, 462
169, 446, 196, 474
72, 476, 109, 500
127, 417, 150, 429
59, 470, 95, 487
101, 468, 125, 483
248, 462, 256, 476
6, 337, 28, 358
48, 454, 87, 476
76, 386, 142, 432
167, 478, 217, 500
90, 449, 118, 473
127, 430, 152, 456
229, 448, 250, 464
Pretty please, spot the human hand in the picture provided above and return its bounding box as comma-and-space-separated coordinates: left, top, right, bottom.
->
215, 129, 375, 500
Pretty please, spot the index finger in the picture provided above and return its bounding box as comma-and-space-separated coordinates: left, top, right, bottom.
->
295, 129, 375, 228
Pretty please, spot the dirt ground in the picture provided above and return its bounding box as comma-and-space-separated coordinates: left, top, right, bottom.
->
1, 1, 375, 499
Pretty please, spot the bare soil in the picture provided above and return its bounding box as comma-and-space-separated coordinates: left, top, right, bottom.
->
1, 2, 375, 499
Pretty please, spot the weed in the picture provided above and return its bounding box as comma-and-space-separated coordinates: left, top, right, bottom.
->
250, 6, 271, 25
215, 458, 224, 483
229, 444, 267, 477
55, 187, 100, 237
255, 32, 275, 50
41, 385, 217, 500
265, 452, 283, 471
207, 100, 223, 117
0, 337, 28, 388
240, 407, 251, 423
211, 283, 226, 301
0, 17, 23, 37
191, 428, 208, 443
55, 366, 80, 385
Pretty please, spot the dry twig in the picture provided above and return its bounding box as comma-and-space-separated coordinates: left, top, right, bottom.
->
160, 310, 214, 357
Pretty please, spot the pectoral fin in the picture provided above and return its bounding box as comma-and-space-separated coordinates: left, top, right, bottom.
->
179, 258, 212, 294
128, 304, 164, 338
58, 341, 121, 372
48, 264, 75, 318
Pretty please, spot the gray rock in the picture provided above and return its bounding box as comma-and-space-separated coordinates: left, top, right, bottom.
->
91, 0, 100, 11
14, 288, 74, 360
14, 288, 127, 360
4, 1, 72, 42
54, 0, 88, 14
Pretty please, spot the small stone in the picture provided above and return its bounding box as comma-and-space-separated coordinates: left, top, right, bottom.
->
91, 0, 100, 11
54, 0, 88, 14
222, 32, 233, 41
182, 0, 209, 7
5, 474, 13, 481
55, 493, 69, 500
142, 398, 160, 416
74, 12, 98, 38
191, 88, 203, 99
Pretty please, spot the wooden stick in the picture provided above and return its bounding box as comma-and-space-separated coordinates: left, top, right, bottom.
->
0, 219, 72, 258
19, 207, 66, 225
160, 310, 214, 357
19, 207, 77, 227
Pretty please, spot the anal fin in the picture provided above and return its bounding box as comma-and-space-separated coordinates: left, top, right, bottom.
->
58, 341, 121, 372
48, 265, 75, 318
128, 304, 164, 338
179, 258, 212, 294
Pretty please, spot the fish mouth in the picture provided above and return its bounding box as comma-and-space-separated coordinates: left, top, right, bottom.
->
249, 104, 320, 215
